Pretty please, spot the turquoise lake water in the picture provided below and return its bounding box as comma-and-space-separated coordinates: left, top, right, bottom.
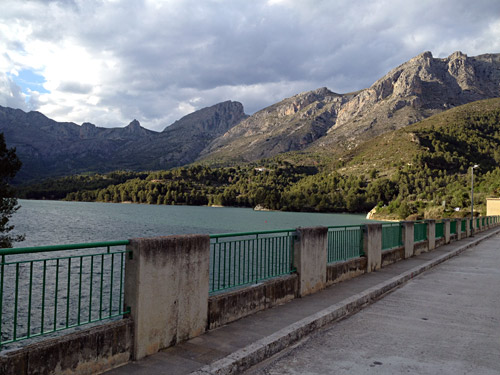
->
11, 199, 375, 247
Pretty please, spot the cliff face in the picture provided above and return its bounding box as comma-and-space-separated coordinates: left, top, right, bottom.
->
318, 51, 500, 149
201, 51, 500, 161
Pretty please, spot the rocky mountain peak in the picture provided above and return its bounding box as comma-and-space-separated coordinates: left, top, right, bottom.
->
164, 101, 247, 134
79, 122, 97, 138
201, 51, 500, 163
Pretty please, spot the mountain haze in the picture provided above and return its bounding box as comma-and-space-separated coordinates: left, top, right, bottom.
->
0, 101, 246, 182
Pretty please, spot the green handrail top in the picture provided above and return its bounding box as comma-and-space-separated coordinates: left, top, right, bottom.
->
0, 240, 130, 256
209, 228, 296, 239
327, 224, 365, 229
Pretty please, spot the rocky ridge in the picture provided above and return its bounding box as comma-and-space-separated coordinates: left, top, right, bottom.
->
201, 51, 500, 161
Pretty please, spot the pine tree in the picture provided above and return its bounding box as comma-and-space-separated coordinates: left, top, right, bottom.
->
0, 133, 24, 248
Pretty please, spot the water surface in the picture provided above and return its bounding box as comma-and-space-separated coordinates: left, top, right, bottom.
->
11, 200, 375, 246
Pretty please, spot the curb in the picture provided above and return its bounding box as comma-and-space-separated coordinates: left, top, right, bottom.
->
191, 228, 500, 375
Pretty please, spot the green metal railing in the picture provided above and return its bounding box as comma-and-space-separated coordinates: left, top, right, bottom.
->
209, 229, 295, 293
461, 220, 466, 233
327, 225, 364, 262
450, 221, 457, 235
414, 222, 427, 243
381, 223, 403, 251
0, 241, 130, 348
435, 221, 444, 239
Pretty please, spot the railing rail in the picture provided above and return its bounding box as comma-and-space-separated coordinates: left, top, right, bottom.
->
435, 221, 444, 239
209, 230, 296, 293
327, 225, 364, 262
450, 221, 457, 235
414, 221, 428, 243
0, 241, 130, 348
381, 223, 403, 251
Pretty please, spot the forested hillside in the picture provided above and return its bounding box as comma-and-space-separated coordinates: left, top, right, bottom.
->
18, 98, 500, 219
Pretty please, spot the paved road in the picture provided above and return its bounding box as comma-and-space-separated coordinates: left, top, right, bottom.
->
247, 234, 500, 375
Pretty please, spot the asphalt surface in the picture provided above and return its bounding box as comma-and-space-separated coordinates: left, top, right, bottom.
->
104, 227, 500, 375
246, 233, 500, 375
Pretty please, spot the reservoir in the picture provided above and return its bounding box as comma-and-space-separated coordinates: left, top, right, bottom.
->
11, 199, 375, 247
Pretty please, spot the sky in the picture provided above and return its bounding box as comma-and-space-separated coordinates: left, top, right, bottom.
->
1, 0, 500, 132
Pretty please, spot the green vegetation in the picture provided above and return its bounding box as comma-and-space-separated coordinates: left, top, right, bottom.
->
0, 133, 24, 247
17, 98, 500, 220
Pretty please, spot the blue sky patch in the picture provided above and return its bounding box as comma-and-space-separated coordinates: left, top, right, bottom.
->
10, 69, 50, 95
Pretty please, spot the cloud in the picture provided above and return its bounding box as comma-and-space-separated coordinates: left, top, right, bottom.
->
0, 0, 499, 131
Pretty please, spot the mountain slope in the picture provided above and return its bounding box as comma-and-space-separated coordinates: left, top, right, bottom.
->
0, 101, 246, 182
201, 51, 500, 162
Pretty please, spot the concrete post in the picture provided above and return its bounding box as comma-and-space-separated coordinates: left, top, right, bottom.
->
426, 220, 436, 251
466, 218, 471, 237
401, 221, 414, 259
293, 227, 328, 297
363, 224, 382, 272
444, 219, 451, 244
125, 235, 210, 360
455, 219, 461, 241
478, 217, 483, 232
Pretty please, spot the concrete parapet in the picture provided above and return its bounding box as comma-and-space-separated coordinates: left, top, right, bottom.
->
207, 275, 297, 330
426, 220, 436, 251
401, 221, 414, 259
125, 235, 210, 360
293, 227, 328, 297
326, 257, 367, 286
0, 319, 133, 375
444, 219, 451, 244
455, 219, 462, 241
363, 224, 382, 272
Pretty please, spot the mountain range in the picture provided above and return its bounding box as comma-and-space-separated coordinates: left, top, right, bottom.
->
1, 51, 500, 183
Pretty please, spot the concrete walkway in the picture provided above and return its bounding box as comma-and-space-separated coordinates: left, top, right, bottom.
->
104, 227, 500, 375
247, 232, 500, 374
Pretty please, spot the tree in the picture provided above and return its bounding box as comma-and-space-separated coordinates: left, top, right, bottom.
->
0, 133, 24, 247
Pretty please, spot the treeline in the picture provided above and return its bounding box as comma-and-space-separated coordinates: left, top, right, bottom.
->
17, 103, 500, 218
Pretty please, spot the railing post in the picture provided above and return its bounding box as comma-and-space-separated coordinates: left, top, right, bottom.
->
466, 218, 471, 237
401, 221, 414, 259
455, 219, 462, 241
363, 223, 382, 272
293, 227, 328, 297
426, 219, 436, 251
444, 219, 451, 244
124, 235, 210, 360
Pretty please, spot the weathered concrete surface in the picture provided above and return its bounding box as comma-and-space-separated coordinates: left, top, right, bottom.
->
207, 275, 298, 330
326, 257, 366, 286
381, 246, 404, 267
455, 219, 462, 240
444, 218, 451, 243
247, 234, 500, 375
364, 224, 382, 272
125, 235, 210, 360
426, 219, 436, 251
0, 319, 133, 375
293, 227, 327, 297
402, 221, 414, 259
